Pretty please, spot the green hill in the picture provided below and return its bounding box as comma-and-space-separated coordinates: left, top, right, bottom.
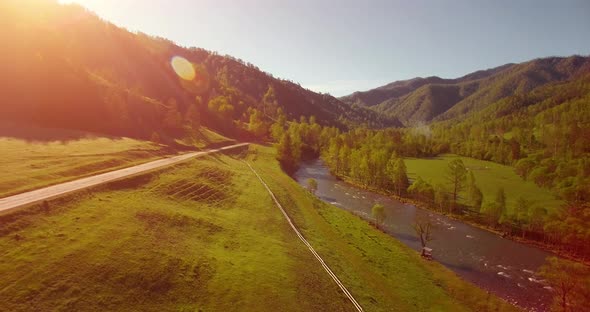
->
341, 56, 590, 126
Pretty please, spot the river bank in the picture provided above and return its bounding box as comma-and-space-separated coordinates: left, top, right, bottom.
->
322, 162, 589, 266
295, 159, 554, 311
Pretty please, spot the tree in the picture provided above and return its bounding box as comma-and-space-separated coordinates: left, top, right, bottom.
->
466, 171, 481, 208
539, 257, 590, 312
471, 185, 484, 211
446, 159, 467, 211
208, 95, 234, 119
270, 108, 287, 142
514, 196, 530, 237
528, 206, 547, 233
372, 203, 386, 229
276, 133, 297, 174
481, 202, 502, 226
390, 158, 409, 196
163, 98, 182, 133
495, 187, 507, 215
248, 108, 269, 139
434, 184, 450, 212
307, 178, 318, 195
407, 177, 434, 203
262, 85, 278, 118
185, 103, 200, 129
413, 219, 434, 256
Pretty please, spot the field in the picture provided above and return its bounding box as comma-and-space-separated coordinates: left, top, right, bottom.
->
0, 124, 235, 198
0, 136, 164, 198
404, 154, 563, 214
0, 145, 518, 311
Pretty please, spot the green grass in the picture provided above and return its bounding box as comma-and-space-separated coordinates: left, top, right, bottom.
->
0, 146, 519, 311
0, 123, 237, 198
0, 136, 164, 198
405, 154, 562, 214
175, 127, 236, 149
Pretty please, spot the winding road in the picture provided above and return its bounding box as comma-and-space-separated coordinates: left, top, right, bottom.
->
0, 143, 249, 213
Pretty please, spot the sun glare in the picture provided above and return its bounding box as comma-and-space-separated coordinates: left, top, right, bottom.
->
171, 56, 196, 81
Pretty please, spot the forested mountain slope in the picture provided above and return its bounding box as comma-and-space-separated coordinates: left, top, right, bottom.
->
0, 0, 398, 143
341, 56, 590, 126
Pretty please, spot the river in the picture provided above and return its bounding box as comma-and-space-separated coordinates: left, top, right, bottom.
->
294, 159, 554, 312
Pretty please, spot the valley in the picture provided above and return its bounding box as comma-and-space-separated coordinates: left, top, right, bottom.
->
0, 146, 517, 312
0, 1, 589, 311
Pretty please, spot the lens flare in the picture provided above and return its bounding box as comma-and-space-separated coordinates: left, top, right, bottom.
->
171, 56, 195, 81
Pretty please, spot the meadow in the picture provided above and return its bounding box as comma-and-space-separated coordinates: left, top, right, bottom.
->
0, 145, 518, 311
0, 136, 163, 198
0, 124, 234, 198
404, 154, 563, 214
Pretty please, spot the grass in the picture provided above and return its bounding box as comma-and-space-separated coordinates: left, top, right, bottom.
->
0, 146, 519, 311
0, 124, 234, 198
175, 127, 236, 149
404, 154, 563, 214
0, 136, 164, 198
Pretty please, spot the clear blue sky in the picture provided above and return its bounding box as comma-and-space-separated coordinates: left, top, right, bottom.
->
61, 0, 590, 96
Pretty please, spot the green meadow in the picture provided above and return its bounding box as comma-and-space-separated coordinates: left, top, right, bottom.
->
0, 124, 235, 198
0, 136, 163, 198
0, 145, 518, 311
405, 154, 563, 214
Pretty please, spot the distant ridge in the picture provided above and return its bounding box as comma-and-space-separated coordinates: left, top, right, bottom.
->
340, 56, 590, 125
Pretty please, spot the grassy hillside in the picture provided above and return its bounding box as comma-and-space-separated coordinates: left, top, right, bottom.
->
0, 146, 517, 311
405, 154, 563, 214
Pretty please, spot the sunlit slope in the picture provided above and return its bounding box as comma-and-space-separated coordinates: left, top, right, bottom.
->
0, 146, 518, 311
0, 0, 397, 143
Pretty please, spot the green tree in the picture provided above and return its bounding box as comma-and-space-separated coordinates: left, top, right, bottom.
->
391, 158, 409, 196
270, 108, 287, 142
248, 108, 269, 138
481, 201, 502, 226
307, 178, 318, 195
262, 85, 278, 118
434, 184, 450, 212
495, 187, 507, 214
446, 159, 467, 211
372, 203, 386, 229
208, 95, 234, 118
514, 196, 530, 237
276, 133, 297, 173
407, 177, 434, 203
471, 186, 483, 211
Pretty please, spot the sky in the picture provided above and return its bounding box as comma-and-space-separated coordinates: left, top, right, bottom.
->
59, 0, 590, 96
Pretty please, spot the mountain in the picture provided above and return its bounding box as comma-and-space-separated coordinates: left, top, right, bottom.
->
0, 0, 399, 142
341, 57, 590, 126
